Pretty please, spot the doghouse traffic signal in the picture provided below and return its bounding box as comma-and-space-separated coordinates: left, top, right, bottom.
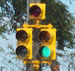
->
16, 28, 33, 59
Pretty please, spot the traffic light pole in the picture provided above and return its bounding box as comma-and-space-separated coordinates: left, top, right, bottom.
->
27, 1, 41, 70
30, 0, 40, 3
27, 0, 41, 70
27, 0, 29, 23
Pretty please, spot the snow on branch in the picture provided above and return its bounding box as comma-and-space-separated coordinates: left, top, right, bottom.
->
56, 48, 75, 56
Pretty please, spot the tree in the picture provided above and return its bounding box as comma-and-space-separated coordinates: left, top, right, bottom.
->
41, 0, 75, 49
0, 0, 75, 50
12, 0, 27, 22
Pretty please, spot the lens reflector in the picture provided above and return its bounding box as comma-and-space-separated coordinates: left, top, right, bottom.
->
16, 46, 28, 57
16, 30, 27, 41
39, 31, 50, 42
29, 5, 41, 17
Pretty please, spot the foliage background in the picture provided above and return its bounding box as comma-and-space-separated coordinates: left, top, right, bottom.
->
0, 0, 75, 50
0, 0, 75, 71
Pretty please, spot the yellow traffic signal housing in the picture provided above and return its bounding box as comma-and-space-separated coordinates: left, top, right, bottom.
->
38, 28, 56, 60
29, 3, 46, 20
16, 28, 33, 59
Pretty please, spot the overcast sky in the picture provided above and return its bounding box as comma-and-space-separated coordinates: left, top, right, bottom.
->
61, 0, 75, 17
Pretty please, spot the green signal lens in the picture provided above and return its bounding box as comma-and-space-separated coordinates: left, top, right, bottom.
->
42, 46, 50, 58
16, 46, 28, 57
39, 46, 51, 58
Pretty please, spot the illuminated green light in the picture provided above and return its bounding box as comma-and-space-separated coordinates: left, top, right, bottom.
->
42, 46, 51, 58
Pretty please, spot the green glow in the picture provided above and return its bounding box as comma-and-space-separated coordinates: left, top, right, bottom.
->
42, 46, 51, 58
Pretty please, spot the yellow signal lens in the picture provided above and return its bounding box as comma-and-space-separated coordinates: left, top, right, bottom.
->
39, 31, 50, 42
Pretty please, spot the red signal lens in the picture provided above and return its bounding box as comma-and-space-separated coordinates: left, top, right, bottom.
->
39, 31, 50, 42
29, 5, 41, 17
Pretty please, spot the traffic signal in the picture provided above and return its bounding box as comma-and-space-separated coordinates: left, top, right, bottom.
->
16, 28, 33, 59
29, 3, 46, 20
38, 28, 56, 60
